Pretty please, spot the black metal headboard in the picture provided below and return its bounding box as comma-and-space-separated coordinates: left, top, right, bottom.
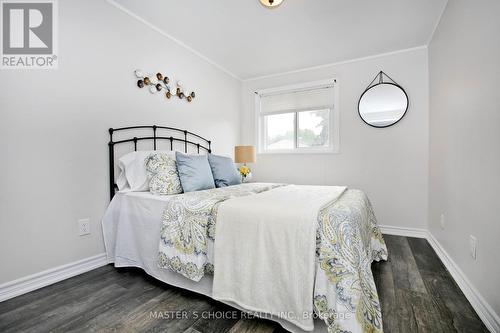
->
108, 125, 212, 200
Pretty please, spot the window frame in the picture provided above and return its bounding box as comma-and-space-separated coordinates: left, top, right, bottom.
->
255, 79, 340, 155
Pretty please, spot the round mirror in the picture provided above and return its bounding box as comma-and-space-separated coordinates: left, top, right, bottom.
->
358, 82, 408, 128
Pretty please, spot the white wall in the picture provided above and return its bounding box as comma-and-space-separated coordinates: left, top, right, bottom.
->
241, 48, 429, 229
429, 0, 500, 315
5, 3, 498, 322
0, 0, 241, 284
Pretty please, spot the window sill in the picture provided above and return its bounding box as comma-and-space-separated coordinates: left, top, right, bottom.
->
257, 148, 340, 155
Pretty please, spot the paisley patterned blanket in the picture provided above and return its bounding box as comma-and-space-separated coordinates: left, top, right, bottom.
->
158, 183, 387, 333
158, 183, 283, 281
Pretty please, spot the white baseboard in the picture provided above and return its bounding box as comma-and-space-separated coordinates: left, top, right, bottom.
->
1, 230, 498, 333
426, 233, 500, 333
379, 225, 428, 238
0, 253, 108, 302
379, 225, 499, 332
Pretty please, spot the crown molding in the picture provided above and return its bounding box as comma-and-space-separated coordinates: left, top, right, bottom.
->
105, 0, 242, 81
105, 1, 432, 83
427, 0, 449, 45
243, 45, 428, 82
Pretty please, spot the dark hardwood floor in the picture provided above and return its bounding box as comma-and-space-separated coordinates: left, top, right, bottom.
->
0, 236, 488, 333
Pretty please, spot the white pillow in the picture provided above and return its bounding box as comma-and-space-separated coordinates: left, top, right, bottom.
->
116, 150, 176, 191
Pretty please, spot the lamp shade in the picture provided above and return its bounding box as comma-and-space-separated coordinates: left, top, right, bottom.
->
234, 146, 256, 164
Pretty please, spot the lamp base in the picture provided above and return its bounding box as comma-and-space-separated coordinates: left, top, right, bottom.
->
242, 172, 252, 183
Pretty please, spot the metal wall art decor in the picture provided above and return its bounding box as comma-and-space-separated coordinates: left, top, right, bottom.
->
134, 70, 196, 102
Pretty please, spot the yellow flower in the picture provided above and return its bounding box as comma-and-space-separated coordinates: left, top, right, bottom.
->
238, 166, 250, 177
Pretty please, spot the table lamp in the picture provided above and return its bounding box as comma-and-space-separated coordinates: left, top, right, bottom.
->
234, 146, 256, 182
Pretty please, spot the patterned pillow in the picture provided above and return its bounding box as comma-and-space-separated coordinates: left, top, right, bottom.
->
145, 153, 183, 195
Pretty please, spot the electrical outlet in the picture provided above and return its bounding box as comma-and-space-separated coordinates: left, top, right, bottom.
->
78, 218, 90, 236
440, 213, 445, 230
469, 235, 477, 260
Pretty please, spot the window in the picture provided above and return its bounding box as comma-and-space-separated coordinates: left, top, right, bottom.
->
256, 79, 339, 154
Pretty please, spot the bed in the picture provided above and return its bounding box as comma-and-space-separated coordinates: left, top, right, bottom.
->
102, 125, 388, 333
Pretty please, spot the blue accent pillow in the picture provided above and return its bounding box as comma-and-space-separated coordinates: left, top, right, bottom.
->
175, 152, 215, 192
207, 154, 242, 188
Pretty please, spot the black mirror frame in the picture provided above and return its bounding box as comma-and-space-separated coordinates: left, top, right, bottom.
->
358, 72, 409, 128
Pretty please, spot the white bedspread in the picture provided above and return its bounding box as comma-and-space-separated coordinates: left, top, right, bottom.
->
103, 190, 330, 333
212, 185, 346, 331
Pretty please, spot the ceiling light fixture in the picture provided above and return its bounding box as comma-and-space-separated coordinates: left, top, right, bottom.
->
259, 0, 284, 9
